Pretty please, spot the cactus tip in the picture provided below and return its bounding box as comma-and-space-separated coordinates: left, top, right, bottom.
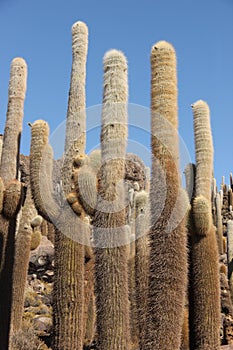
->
11, 57, 27, 67
103, 49, 127, 66
72, 20, 88, 34
151, 40, 175, 53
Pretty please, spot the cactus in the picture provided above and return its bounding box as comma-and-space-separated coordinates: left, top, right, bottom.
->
188, 100, 220, 350
192, 195, 212, 235
30, 215, 43, 228
73, 165, 97, 215
216, 192, 224, 254
0, 177, 4, 213
30, 230, 42, 250
0, 57, 27, 349
180, 307, 190, 350
2, 180, 23, 219
134, 190, 150, 350
93, 49, 130, 350
227, 220, 233, 304
143, 41, 188, 350
29, 21, 88, 350
10, 185, 37, 336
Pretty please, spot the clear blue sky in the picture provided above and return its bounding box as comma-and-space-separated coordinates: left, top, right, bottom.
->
0, 0, 232, 188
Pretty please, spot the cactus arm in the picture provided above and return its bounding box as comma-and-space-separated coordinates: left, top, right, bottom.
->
30, 120, 60, 222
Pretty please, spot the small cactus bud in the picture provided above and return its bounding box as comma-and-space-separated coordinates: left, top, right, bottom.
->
30, 215, 43, 228
30, 230, 42, 250
66, 191, 78, 205
73, 154, 88, 168
71, 201, 83, 215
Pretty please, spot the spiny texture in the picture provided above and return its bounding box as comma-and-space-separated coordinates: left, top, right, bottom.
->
192, 195, 212, 236
0, 58, 27, 349
227, 220, 233, 304
134, 190, 150, 350
144, 41, 188, 350
189, 100, 220, 350
73, 165, 97, 215
0, 58, 27, 181
62, 21, 88, 196
10, 186, 37, 335
30, 120, 60, 222
93, 49, 130, 350
2, 180, 23, 219
30, 230, 42, 250
192, 100, 213, 201
216, 192, 224, 254
52, 20, 88, 350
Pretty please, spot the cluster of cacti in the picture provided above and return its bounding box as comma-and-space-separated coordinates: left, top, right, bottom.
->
1, 19, 233, 350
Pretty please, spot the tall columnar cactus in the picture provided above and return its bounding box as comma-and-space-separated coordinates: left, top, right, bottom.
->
10, 187, 37, 336
29, 21, 88, 350
143, 41, 188, 350
227, 220, 233, 303
216, 192, 224, 255
0, 57, 27, 349
93, 49, 130, 350
188, 100, 220, 350
134, 190, 150, 350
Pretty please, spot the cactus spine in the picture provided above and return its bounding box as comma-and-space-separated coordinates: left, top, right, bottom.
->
143, 41, 188, 350
188, 100, 220, 350
93, 49, 130, 350
0, 58, 27, 349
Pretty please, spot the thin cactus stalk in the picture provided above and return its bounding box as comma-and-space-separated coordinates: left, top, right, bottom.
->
10, 186, 37, 336
128, 238, 139, 350
0, 57, 27, 349
227, 220, 233, 304
83, 246, 95, 348
134, 190, 150, 350
188, 100, 220, 350
216, 192, 224, 255
143, 41, 188, 350
93, 49, 130, 350
180, 308, 190, 350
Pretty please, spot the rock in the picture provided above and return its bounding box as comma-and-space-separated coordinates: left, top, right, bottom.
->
33, 316, 52, 336
29, 236, 54, 276
224, 314, 233, 344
